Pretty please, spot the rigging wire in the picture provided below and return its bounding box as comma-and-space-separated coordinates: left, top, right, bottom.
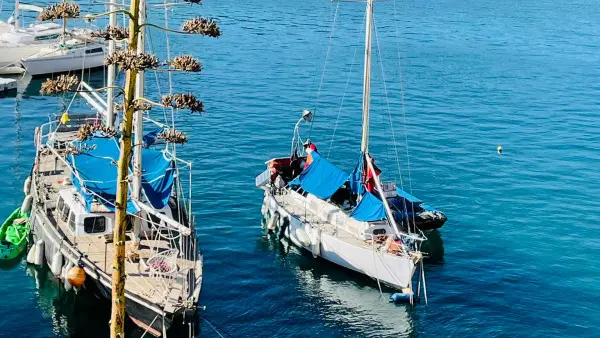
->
309, 0, 340, 137
373, 14, 418, 234
200, 315, 235, 338
326, 11, 365, 159
391, 0, 414, 196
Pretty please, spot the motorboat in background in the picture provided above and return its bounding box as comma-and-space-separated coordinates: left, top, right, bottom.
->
21, 37, 107, 76
0, 3, 65, 73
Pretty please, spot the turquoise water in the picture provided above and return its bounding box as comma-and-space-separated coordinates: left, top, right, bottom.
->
0, 0, 599, 336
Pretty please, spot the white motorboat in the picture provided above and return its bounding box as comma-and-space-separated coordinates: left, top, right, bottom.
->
0, 3, 66, 73
21, 37, 107, 76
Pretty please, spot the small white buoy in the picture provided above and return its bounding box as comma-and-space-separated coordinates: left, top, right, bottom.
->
51, 251, 63, 276
33, 239, 44, 266
295, 228, 311, 247
23, 177, 31, 195
26, 243, 37, 264
497, 145, 503, 154
20, 195, 33, 214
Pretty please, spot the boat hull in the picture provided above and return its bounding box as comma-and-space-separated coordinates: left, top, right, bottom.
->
262, 193, 418, 290
27, 195, 195, 337
22, 49, 105, 76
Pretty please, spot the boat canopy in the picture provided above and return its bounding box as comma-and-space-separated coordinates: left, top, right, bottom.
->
290, 152, 349, 199
68, 136, 176, 213
350, 191, 386, 221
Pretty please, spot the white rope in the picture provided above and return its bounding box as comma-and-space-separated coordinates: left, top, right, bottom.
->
371, 236, 383, 297
140, 314, 160, 338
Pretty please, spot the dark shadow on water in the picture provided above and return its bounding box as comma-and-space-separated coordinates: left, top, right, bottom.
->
26, 264, 194, 338
27, 265, 112, 338
421, 230, 445, 264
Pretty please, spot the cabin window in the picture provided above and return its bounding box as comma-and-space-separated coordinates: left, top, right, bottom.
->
34, 33, 59, 41
61, 205, 70, 223
68, 212, 76, 231
84, 216, 106, 234
373, 228, 387, 235
85, 47, 104, 54
57, 197, 65, 218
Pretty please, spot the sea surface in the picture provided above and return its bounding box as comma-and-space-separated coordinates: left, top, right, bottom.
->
0, 0, 598, 337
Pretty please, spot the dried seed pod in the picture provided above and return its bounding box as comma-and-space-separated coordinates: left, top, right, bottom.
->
133, 100, 152, 111
76, 123, 117, 141
39, 2, 80, 21
158, 129, 188, 144
115, 100, 151, 111
105, 50, 159, 71
181, 17, 220, 37
91, 25, 129, 41
40, 74, 80, 95
161, 93, 203, 113
171, 55, 202, 72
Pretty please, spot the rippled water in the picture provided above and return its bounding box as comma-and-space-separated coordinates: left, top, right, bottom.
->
0, 0, 598, 337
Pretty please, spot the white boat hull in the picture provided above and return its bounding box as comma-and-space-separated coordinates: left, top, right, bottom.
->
262, 192, 418, 289
22, 47, 106, 76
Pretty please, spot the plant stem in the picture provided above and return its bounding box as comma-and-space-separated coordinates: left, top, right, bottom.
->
110, 0, 140, 335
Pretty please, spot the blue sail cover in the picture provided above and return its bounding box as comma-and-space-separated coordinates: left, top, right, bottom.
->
350, 191, 386, 221
68, 137, 175, 213
290, 152, 349, 199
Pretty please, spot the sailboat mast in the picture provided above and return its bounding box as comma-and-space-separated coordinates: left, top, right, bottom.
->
105, 1, 117, 127
132, 0, 146, 200
360, 0, 374, 153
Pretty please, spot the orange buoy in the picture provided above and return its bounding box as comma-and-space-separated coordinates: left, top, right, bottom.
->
67, 266, 86, 287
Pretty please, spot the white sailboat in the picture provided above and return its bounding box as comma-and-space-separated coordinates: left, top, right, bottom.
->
24, 0, 203, 335
256, 0, 430, 297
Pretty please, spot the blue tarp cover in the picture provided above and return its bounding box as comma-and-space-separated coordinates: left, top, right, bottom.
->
141, 147, 175, 209
350, 191, 386, 221
290, 152, 349, 199
142, 127, 164, 147
68, 136, 175, 213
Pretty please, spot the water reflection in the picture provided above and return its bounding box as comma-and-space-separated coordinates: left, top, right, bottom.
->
257, 230, 418, 337
26, 265, 112, 338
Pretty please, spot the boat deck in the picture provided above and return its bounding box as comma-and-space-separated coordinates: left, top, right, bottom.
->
272, 192, 373, 249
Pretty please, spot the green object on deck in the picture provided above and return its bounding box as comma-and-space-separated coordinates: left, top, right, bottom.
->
0, 208, 30, 260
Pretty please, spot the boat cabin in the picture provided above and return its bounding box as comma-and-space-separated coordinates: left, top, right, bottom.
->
55, 188, 173, 237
